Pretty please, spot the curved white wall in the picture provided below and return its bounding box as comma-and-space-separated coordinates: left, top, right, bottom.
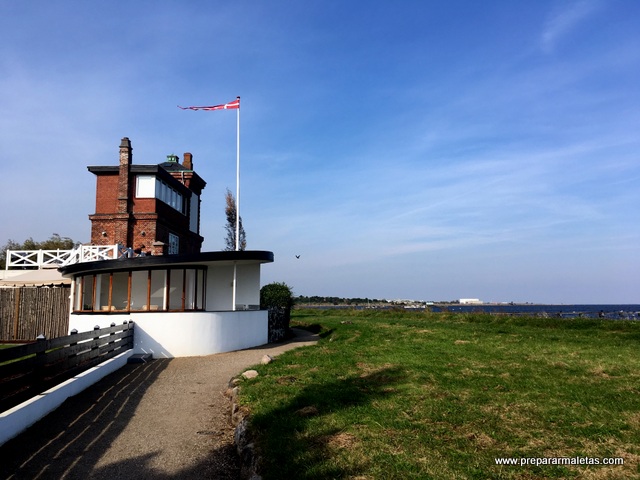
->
68, 310, 268, 358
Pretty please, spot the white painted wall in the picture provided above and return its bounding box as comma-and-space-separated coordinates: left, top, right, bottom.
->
68, 310, 268, 358
65, 257, 269, 358
0, 349, 133, 446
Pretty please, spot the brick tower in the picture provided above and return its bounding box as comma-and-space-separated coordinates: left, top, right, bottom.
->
88, 137, 206, 255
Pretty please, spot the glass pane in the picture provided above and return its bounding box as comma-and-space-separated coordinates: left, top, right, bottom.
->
112, 272, 129, 311
150, 270, 165, 311
74, 277, 83, 311
95, 274, 111, 311
136, 175, 156, 198
196, 269, 205, 309
169, 269, 184, 310
184, 269, 196, 310
131, 270, 148, 311
168, 233, 179, 255
81, 275, 94, 311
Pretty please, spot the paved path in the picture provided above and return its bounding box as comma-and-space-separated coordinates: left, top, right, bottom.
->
0, 329, 319, 480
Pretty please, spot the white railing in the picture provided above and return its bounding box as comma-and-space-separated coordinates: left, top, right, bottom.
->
6, 245, 120, 270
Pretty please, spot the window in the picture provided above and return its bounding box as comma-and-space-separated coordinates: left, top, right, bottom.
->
136, 175, 187, 214
156, 178, 186, 214
168, 269, 184, 310
168, 233, 179, 255
185, 269, 196, 310
72, 267, 206, 313
131, 270, 148, 311
189, 194, 199, 233
75, 276, 95, 311
96, 274, 111, 311
149, 270, 166, 310
136, 175, 156, 198
111, 272, 129, 311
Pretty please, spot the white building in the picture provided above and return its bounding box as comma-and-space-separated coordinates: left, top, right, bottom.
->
459, 298, 482, 305
59, 250, 273, 358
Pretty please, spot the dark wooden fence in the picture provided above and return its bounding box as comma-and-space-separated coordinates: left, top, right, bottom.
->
0, 286, 70, 341
0, 322, 134, 412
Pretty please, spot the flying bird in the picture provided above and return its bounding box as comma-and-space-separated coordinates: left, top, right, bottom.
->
295, 255, 300, 259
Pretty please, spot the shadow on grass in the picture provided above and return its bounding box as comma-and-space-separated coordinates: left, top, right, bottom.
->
249, 366, 407, 479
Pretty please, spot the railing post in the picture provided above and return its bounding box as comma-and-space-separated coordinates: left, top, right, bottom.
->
92, 325, 101, 359
69, 328, 78, 359
13, 287, 21, 341
109, 322, 117, 350
34, 334, 47, 393
125, 320, 133, 348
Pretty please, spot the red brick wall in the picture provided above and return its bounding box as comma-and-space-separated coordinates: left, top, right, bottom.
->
94, 175, 119, 214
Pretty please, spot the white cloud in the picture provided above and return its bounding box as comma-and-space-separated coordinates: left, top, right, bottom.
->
541, 0, 601, 53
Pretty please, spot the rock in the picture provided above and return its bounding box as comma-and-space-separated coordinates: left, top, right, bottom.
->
242, 370, 259, 379
261, 355, 273, 365
234, 418, 262, 479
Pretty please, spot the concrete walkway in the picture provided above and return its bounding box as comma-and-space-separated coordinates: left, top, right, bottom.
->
0, 329, 319, 480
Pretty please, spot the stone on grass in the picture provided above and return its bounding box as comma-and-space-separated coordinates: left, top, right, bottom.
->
261, 355, 274, 365
242, 369, 259, 379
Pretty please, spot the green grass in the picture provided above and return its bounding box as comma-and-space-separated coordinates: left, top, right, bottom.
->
236, 309, 640, 479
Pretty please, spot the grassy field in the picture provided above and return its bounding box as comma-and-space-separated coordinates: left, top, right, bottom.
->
236, 309, 640, 479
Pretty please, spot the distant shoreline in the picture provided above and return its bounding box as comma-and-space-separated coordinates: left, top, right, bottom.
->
295, 303, 640, 320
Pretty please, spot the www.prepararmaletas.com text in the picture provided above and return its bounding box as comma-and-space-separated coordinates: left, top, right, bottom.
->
495, 456, 624, 467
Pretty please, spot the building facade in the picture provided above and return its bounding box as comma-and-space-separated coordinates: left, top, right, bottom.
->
59, 136, 275, 358
88, 138, 206, 256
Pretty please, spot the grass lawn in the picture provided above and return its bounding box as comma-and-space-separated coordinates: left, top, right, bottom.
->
236, 309, 640, 479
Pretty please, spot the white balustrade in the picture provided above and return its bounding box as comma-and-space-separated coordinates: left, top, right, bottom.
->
6, 245, 120, 270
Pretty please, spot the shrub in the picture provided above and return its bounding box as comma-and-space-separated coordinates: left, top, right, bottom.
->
260, 282, 294, 309
260, 282, 294, 342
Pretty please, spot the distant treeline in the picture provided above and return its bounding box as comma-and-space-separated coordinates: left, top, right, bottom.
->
295, 295, 388, 306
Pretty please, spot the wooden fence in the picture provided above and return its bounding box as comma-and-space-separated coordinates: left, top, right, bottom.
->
0, 322, 134, 412
0, 286, 70, 342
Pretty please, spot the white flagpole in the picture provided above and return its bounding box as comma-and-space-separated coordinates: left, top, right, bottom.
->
235, 96, 240, 251
233, 97, 240, 311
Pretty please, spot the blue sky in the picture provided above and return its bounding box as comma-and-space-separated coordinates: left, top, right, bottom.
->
1, 1, 638, 303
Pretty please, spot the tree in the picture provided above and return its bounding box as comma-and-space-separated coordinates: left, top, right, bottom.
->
0, 233, 80, 269
224, 188, 246, 251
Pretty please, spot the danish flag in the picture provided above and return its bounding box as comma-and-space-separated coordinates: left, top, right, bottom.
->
178, 97, 240, 111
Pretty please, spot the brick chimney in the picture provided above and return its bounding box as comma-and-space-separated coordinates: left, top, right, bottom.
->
116, 137, 133, 247
117, 137, 132, 214
183, 152, 193, 170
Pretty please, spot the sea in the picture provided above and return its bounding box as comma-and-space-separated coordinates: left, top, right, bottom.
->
416, 304, 640, 320
307, 304, 640, 320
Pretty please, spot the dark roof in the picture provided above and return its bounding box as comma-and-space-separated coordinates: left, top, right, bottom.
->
87, 164, 206, 194
158, 161, 190, 171
58, 250, 274, 276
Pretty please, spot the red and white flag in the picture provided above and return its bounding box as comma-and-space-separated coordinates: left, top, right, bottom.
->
178, 97, 240, 111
